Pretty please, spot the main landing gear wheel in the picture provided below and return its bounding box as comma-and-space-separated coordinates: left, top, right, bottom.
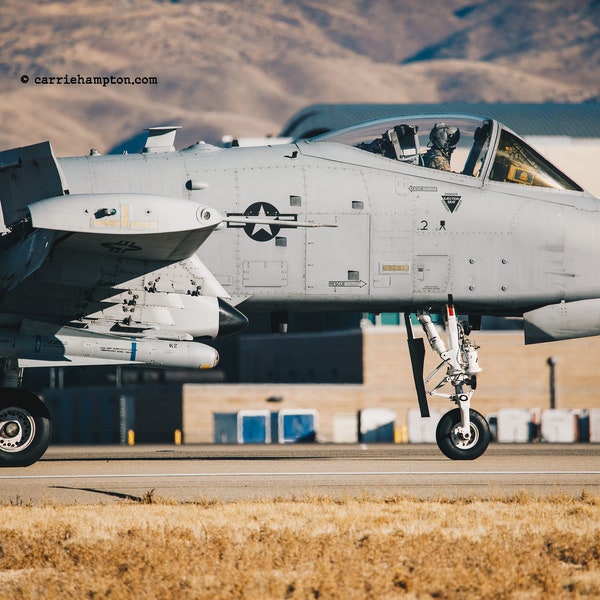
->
436, 408, 490, 460
0, 389, 52, 467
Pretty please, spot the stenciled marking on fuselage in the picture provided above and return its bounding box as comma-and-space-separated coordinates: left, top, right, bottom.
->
442, 193, 462, 213
409, 186, 438, 192
328, 280, 367, 288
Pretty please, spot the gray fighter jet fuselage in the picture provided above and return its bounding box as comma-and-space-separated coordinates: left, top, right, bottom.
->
57, 117, 600, 319
0, 114, 597, 465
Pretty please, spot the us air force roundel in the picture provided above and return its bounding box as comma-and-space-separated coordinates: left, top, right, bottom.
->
442, 193, 462, 214
227, 202, 298, 242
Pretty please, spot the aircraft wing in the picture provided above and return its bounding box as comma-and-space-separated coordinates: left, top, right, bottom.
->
0, 142, 247, 369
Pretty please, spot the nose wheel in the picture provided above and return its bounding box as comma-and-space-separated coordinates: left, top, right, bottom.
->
406, 298, 491, 460
436, 407, 490, 460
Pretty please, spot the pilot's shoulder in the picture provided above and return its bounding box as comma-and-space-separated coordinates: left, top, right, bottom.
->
424, 152, 449, 171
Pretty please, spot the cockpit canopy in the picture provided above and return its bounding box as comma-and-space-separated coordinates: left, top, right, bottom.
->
310, 115, 583, 192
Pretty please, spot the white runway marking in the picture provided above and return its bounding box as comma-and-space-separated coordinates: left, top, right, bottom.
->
1, 470, 599, 480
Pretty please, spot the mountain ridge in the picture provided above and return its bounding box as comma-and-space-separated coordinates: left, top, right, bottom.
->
0, 0, 598, 155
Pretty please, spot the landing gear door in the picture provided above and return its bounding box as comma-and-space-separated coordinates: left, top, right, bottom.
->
306, 215, 370, 295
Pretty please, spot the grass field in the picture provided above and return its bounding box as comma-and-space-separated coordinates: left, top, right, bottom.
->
0, 493, 598, 599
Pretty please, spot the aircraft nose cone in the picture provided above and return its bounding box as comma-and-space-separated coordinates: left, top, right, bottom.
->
217, 297, 249, 336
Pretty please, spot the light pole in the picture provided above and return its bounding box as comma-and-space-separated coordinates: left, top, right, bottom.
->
546, 356, 558, 409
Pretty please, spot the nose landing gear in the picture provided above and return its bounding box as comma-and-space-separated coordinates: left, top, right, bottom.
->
406, 299, 491, 460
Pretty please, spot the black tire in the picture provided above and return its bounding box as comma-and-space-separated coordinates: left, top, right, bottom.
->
0, 389, 52, 467
436, 408, 490, 460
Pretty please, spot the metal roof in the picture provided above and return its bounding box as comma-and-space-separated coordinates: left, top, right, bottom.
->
279, 103, 600, 139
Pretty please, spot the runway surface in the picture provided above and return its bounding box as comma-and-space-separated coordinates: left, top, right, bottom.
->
1, 444, 599, 505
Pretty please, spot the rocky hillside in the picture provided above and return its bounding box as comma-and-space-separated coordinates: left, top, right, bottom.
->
1, 0, 598, 155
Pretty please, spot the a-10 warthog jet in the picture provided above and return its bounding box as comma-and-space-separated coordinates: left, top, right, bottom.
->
0, 114, 596, 466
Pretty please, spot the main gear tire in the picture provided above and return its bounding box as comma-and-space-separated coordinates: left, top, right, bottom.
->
0, 389, 52, 467
436, 408, 490, 460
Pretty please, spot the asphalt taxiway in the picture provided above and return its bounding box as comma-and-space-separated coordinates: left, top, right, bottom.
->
0, 444, 598, 504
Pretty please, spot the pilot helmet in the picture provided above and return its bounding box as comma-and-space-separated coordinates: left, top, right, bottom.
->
429, 122, 460, 151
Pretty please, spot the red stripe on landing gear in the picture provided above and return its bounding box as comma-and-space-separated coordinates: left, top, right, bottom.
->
447, 306, 455, 317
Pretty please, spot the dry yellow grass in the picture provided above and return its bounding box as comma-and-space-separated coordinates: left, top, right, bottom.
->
0, 493, 599, 599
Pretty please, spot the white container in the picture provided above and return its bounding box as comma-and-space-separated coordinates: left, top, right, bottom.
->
359, 408, 396, 442
333, 413, 358, 443
496, 408, 534, 443
407, 408, 443, 443
588, 409, 600, 442
541, 409, 577, 443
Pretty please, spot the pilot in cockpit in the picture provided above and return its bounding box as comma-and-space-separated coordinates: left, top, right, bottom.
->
423, 122, 460, 171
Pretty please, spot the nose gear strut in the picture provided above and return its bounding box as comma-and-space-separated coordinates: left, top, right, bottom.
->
405, 297, 490, 460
